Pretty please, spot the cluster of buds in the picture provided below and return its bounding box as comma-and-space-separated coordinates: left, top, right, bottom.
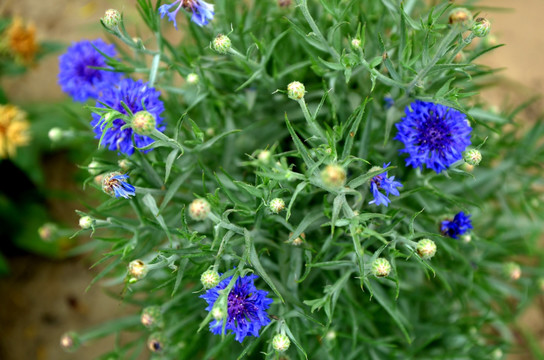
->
269, 198, 285, 214
321, 164, 347, 188
141, 306, 164, 329
131, 111, 156, 136
200, 269, 221, 289
272, 333, 291, 352
416, 239, 437, 260
128, 259, 148, 283
371, 258, 391, 277
212, 34, 232, 54
189, 198, 211, 220
287, 81, 305, 100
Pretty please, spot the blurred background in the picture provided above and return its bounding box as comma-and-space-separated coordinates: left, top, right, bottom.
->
0, 0, 542, 359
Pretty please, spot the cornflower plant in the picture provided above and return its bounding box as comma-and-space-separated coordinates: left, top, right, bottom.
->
58, 1, 544, 359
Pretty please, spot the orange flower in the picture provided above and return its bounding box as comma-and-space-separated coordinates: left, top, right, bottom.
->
0, 104, 30, 158
5, 17, 39, 64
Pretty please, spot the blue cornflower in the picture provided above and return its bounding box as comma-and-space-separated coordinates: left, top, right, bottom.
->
102, 172, 136, 199
58, 39, 122, 102
441, 211, 473, 239
369, 163, 403, 207
159, 0, 214, 29
91, 78, 165, 156
384, 97, 394, 109
200, 274, 273, 343
394, 100, 472, 173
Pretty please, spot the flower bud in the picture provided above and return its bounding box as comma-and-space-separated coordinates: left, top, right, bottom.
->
258, 150, 271, 163
321, 164, 347, 188
200, 269, 220, 289
78, 216, 93, 229
128, 259, 148, 282
272, 333, 291, 352
102, 9, 121, 29
472, 17, 491, 38
269, 198, 285, 214
325, 330, 336, 340
189, 198, 211, 220
38, 223, 56, 241
118, 159, 130, 171
371, 258, 391, 277
94, 174, 104, 186
212, 34, 231, 54
416, 239, 437, 260
461, 234, 471, 243
287, 81, 305, 100
351, 38, 361, 50
211, 306, 225, 320
462, 162, 474, 172
290, 232, 305, 246
60, 331, 80, 352
448, 8, 473, 27
147, 332, 166, 353
131, 111, 156, 136
141, 306, 164, 329
463, 149, 482, 166
186, 72, 199, 85
88, 160, 102, 175
504, 262, 521, 281
48, 127, 63, 142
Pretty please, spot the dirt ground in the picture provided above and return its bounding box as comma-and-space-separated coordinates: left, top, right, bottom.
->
0, 0, 543, 359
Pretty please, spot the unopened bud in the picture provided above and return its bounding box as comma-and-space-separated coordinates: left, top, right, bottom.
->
200, 270, 220, 289
416, 239, 437, 260
212, 34, 231, 54
321, 164, 347, 188
48, 127, 63, 142
504, 262, 521, 281
462, 163, 474, 172
472, 18, 491, 38
258, 150, 271, 163
211, 306, 224, 320
79, 216, 93, 229
287, 81, 305, 100
269, 198, 285, 214
464, 149, 482, 166
461, 234, 471, 243
131, 111, 156, 135
141, 306, 164, 329
371, 258, 391, 277
449, 8, 473, 27
118, 159, 130, 171
492, 349, 503, 360
272, 333, 291, 352
351, 38, 361, 50
38, 223, 56, 241
189, 198, 211, 220
60, 331, 80, 352
326, 330, 336, 340
187, 72, 199, 85
102, 9, 121, 29
128, 259, 148, 282
147, 332, 166, 353
88, 160, 102, 175
290, 232, 305, 246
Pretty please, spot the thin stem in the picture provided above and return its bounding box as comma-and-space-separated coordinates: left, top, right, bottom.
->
297, 98, 327, 140
296, 0, 340, 61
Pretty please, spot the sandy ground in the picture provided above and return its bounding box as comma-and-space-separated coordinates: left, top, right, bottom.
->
0, 0, 542, 359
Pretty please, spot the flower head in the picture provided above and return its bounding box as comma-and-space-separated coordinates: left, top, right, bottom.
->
91, 78, 165, 155
58, 39, 122, 102
0, 104, 30, 159
368, 163, 403, 207
102, 172, 136, 199
159, 0, 214, 29
395, 100, 472, 173
4, 17, 39, 64
441, 211, 473, 239
200, 274, 273, 343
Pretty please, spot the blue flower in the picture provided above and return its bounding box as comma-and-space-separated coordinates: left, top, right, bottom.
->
394, 100, 472, 173
58, 39, 122, 102
369, 163, 403, 207
91, 78, 165, 156
200, 274, 273, 343
159, 0, 214, 29
441, 211, 473, 239
102, 172, 136, 199
384, 97, 394, 109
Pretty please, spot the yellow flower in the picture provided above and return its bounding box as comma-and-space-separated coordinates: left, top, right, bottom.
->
5, 17, 39, 64
0, 104, 30, 158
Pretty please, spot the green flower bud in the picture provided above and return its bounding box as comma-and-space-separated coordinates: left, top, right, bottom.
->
269, 198, 285, 214
200, 269, 220, 289
372, 258, 391, 277
289, 232, 305, 246
257, 150, 272, 163
189, 198, 211, 220
187, 72, 199, 85
448, 8, 473, 27
212, 34, 231, 54
351, 38, 361, 50
131, 111, 156, 135
147, 332, 166, 353
416, 239, 437, 260
321, 164, 347, 188
141, 306, 164, 329
118, 159, 130, 171
211, 306, 225, 320
472, 17, 491, 38
38, 223, 56, 241
102, 9, 121, 29
128, 259, 148, 282
60, 331, 80, 353
272, 333, 291, 352
48, 127, 63, 142
464, 149, 482, 166
504, 262, 521, 281
78, 216, 93, 229
88, 160, 102, 175
287, 81, 305, 100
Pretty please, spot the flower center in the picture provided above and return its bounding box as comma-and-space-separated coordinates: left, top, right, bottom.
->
416, 112, 451, 150
228, 291, 257, 322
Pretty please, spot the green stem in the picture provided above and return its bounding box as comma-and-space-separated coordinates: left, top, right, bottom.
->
297, 98, 326, 140
296, 0, 340, 61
